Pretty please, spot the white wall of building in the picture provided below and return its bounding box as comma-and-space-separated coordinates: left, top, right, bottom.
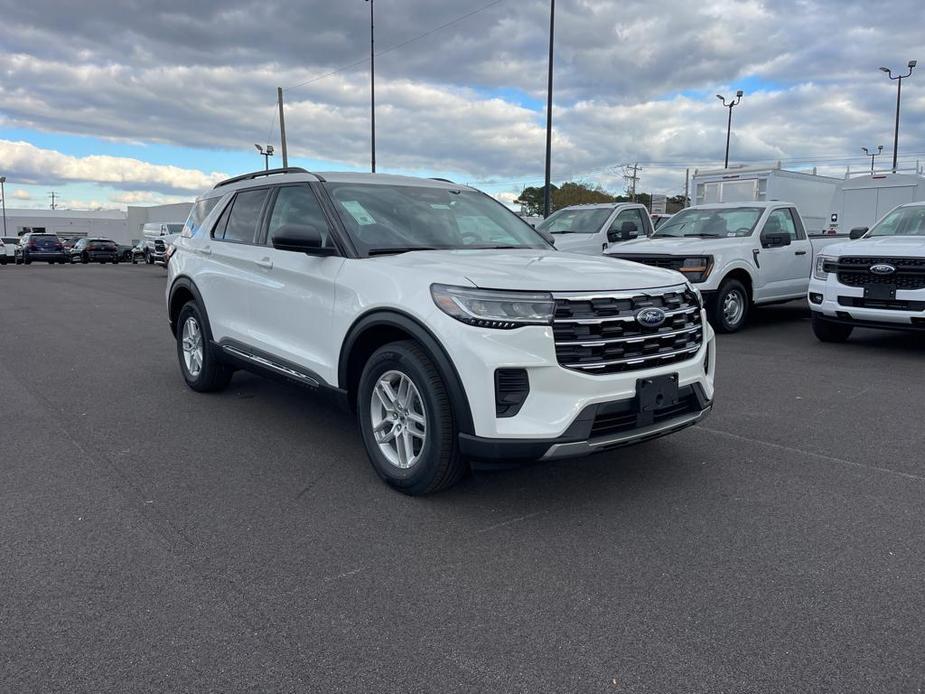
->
126, 203, 193, 245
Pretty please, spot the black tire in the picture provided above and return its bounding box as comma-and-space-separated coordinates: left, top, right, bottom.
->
811, 314, 853, 343
81, 253, 89, 264
357, 340, 467, 495
175, 302, 232, 392
144, 250, 153, 265
24, 257, 31, 265
708, 278, 750, 333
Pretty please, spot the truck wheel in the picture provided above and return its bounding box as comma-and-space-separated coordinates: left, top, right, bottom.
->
811, 314, 853, 343
358, 341, 467, 495
175, 302, 233, 393
709, 278, 749, 333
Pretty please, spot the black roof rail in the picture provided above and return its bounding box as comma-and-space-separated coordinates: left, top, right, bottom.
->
429, 177, 455, 184
212, 167, 322, 190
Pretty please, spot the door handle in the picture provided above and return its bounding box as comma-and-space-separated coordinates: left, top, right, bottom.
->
256, 257, 273, 269
794, 250, 807, 256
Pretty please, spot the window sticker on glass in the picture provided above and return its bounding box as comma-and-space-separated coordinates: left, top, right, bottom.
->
429, 204, 451, 209
342, 200, 376, 225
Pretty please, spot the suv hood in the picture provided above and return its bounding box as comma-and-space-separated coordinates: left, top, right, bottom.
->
606, 237, 738, 256
550, 233, 601, 252
370, 249, 685, 291
822, 235, 925, 258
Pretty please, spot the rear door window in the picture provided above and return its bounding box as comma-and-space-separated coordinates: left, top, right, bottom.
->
220, 190, 269, 244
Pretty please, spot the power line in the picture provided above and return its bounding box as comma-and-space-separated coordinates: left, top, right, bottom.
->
282, 0, 504, 93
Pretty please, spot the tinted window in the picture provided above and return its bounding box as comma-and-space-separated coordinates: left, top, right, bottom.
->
537, 207, 612, 234
266, 185, 333, 247
220, 189, 268, 243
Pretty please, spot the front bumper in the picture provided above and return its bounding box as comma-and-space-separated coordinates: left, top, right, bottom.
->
460, 383, 712, 461
809, 276, 925, 330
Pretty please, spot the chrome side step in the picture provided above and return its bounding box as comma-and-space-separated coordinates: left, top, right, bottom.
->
221, 344, 320, 387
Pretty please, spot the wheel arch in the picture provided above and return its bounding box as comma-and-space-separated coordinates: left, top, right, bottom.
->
168, 276, 209, 338
339, 309, 475, 435
716, 264, 754, 302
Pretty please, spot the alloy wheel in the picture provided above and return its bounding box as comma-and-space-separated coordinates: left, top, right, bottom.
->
369, 370, 427, 469
181, 316, 204, 378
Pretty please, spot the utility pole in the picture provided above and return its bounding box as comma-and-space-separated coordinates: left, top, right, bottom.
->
684, 168, 690, 208
277, 87, 288, 168
0, 176, 7, 237
366, 0, 376, 173
880, 60, 917, 172
623, 163, 640, 202
49, 191, 58, 210
862, 145, 883, 174
542, 0, 555, 218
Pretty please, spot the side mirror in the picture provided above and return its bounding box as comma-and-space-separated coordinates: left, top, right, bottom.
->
608, 220, 639, 243
760, 229, 791, 248
849, 226, 868, 240
271, 224, 337, 256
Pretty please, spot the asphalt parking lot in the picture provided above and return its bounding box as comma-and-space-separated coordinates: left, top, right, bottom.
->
1, 263, 923, 693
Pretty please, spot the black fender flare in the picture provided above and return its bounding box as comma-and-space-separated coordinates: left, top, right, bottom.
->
167, 275, 211, 338
339, 309, 475, 435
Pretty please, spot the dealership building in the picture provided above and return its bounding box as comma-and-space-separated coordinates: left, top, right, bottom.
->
1, 203, 192, 246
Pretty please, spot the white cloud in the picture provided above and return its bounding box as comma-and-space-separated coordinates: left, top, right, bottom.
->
12, 189, 32, 200
0, 140, 227, 194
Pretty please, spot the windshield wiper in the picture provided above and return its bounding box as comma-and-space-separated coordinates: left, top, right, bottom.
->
550, 230, 587, 234
367, 246, 444, 256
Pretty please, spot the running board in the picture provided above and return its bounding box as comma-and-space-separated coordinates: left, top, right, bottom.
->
221, 344, 320, 388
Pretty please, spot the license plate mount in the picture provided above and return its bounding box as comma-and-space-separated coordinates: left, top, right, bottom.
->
636, 373, 680, 413
864, 284, 896, 300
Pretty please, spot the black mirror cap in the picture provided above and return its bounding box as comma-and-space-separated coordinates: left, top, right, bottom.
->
849, 226, 869, 240
761, 230, 792, 248
271, 223, 337, 255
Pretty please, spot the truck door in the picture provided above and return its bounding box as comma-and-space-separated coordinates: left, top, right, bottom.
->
754, 207, 812, 300
604, 207, 648, 250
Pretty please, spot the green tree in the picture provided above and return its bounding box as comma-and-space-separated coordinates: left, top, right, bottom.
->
551, 181, 615, 211
513, 185, 556, 216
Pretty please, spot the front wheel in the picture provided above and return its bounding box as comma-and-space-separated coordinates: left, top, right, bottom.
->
175, 302, 233, 392
357, 341, 467, 495
708, 279, 750, 333
811, 314, 853, 343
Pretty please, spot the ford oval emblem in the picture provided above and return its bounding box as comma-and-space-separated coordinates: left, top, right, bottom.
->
636, 307, 667, 328
870, 264, 896, 275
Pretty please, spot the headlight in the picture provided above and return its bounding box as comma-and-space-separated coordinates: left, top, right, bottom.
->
814, 255, 835, 280
431, 284, 555, 329
678, 256, 713, 283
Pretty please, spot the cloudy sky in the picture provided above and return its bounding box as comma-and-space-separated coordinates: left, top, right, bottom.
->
0, 0, 922, 210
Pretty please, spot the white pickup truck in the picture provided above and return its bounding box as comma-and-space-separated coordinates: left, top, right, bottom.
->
537, 202, 653, 255
607, 201, 843, 332
809, 201, 925, 341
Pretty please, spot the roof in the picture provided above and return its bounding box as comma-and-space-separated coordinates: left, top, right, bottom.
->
687, 201, 793, 209
3, 207, 126, 220
554, 202, 640, 211
205, 169, 477, 197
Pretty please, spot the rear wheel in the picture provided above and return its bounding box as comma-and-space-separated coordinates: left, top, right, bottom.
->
708, 278, 750, 333
811, 314, 853, 343
175, 302, 233, 392
358, 341, 467, 495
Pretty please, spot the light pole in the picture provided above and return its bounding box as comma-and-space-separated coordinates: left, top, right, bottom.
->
0, 176, 6, 238
365, 0, 376, 173
880, 61, 917, 172
716, 90, 743, 168
542, 0, 555, 218
861, 145, 883, 174
254, 144, 275, 171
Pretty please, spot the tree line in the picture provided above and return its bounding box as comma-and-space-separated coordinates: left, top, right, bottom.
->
514, 182, 687, 216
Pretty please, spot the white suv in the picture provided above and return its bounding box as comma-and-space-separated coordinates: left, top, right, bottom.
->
167, 168, 716, 494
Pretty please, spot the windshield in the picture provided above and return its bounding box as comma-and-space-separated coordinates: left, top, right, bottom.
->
536, 207, 613, 234
867, 206, 925, 237
165, 224, 184, 234
326, 183, 549, 255
653, 207, 762, 238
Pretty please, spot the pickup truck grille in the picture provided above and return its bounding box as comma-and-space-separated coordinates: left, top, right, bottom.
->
833, 256, 925, 290
609, 255, 686, 272
553, 287, 703, 374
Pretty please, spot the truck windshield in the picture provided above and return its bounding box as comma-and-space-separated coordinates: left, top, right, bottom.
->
326, 183, 550, 255
867, 206, 925, 237
536, 207, 612, 234
653, 207, 762, 238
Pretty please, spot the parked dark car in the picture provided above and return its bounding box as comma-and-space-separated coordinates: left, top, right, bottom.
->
69, 238, 120, 264
115, 243, 136, 263
15, 233, 68, 264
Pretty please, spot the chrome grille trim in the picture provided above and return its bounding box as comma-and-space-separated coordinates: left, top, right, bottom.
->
557, 324, 701, 347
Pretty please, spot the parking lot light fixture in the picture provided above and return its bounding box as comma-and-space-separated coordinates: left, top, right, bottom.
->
717, 90, 744, 168
254, 144, 275, 171
880, 60, 917, 172
861, 145, 884, 173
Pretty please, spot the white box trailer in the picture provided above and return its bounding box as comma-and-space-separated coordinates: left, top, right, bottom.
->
827, 171, 925, 234
691, 164, 840, 235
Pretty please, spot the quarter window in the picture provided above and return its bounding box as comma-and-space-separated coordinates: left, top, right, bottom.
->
215, 189, 268, 243
266, 185, 333, 247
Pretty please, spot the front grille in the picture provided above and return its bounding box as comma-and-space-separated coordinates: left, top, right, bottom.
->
831, 256, 925, 290
611, 255, 686, 272
589, 388, 701, 438
838, 296, 925, 312
154, 240, 166, 252
553, 287, 703, 375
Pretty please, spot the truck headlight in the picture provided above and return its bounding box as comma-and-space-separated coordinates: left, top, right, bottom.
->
431, 284, 555, 329
814, 255, 835, 280
678, 256, 713, 283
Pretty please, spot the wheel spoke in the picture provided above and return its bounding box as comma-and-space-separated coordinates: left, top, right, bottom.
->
402, 429, 416, 464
